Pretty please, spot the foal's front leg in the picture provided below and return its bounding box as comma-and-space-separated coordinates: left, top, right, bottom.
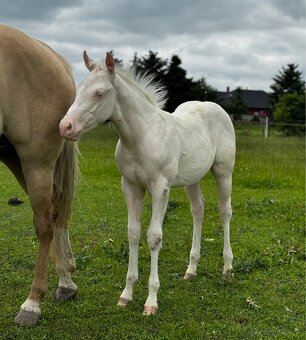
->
118, 177, 145, 307
144, 178, 169, 315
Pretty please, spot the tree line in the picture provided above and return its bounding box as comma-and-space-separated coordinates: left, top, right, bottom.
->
114, 51, 305, 135
115, 51, 217, 112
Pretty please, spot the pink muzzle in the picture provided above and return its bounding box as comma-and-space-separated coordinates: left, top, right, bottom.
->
59, 115, 82, 141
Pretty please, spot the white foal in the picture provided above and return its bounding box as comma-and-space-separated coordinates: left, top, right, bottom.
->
59, 52, 235, 315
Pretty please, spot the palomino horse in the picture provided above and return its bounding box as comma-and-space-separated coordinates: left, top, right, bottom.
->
0, 25, 78, 326
60, 52, 235, 315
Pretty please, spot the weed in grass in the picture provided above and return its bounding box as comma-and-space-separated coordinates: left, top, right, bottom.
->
75, 242, 92, 268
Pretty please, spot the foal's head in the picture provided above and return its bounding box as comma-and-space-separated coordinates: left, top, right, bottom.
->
59, 52, 116, 141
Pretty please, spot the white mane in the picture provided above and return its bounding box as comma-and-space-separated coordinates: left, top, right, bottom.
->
116, 66, 168, 110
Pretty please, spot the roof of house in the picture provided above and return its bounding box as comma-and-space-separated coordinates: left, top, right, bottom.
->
217, 89, 270, 109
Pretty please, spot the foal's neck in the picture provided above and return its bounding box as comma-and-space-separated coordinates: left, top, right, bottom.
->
111, 75, 160, 146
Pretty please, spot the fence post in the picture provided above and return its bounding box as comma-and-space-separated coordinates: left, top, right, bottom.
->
264, 116, 269, 138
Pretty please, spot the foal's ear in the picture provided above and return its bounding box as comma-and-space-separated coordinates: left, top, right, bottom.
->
105, 52, 115, 75
83, 50, 96, 71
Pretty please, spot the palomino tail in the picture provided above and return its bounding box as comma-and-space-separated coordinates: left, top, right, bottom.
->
53, 140, 79, 228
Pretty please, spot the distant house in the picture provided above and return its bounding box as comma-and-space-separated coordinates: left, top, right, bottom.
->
217, 87, 271, 121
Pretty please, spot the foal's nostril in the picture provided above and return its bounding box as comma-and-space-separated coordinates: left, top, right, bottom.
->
65, 123, 72, 133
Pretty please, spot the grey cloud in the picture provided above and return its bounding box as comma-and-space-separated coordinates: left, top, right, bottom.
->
271, 0, 306, 20
0, 0, 304, 91
0, 0, 83, 21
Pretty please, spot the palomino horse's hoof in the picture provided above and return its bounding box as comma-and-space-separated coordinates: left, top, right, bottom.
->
55, 287, 77, 301
14, 309, 40, 326
143, 305, 158, 316
184, 272, 196, 280
117, 297, 131, 307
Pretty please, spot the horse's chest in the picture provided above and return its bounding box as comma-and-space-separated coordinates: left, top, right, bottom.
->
115, 147, 168, 187
115, 148, 145, 184
118, 158, 152, 187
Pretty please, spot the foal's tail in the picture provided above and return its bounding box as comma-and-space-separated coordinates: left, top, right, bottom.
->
53, 140, 79, 228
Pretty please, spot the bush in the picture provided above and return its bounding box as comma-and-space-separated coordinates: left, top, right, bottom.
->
273, 92, 305, 135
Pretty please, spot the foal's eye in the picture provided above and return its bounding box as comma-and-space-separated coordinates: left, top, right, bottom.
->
94, 90, 104, 98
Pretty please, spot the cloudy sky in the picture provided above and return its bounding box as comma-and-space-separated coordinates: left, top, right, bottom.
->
1, 0, 305, 91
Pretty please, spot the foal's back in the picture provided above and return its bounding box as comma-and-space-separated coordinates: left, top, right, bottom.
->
173, 101, 235, 144
170, 101, 235, 187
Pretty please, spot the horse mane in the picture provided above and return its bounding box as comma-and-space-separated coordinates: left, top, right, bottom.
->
117, 67, 168, 109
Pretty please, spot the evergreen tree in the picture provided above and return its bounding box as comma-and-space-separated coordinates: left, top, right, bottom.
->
191, 77, 217, 102
131, 51, 167, 83
164, 55, 194, 112
270, 63, 305, 109
130, 51, 218, 113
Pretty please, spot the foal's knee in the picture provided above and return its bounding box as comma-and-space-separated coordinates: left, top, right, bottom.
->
147, 230, 162, 251
218, 202, 232, 219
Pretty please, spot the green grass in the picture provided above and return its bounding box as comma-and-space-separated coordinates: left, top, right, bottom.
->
0, 125, 305, 339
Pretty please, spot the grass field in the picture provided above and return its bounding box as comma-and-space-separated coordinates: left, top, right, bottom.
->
0, 125, 305, 339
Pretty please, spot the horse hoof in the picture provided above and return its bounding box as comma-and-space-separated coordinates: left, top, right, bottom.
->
184, 272, 196, 280
14, 309, 40, 326
117, 297, 131, 307
143, 305, 158, 316
223, 269, 234, 281
56, 287, 77, 301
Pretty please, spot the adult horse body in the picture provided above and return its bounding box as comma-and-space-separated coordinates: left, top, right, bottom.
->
60, 52, 235, 315
0, 25, 78, 325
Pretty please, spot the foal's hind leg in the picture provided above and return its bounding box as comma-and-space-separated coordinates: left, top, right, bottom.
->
184, 183, 204, 279
54, 226, 77, 300
14, 162, 55, 326
212, 167, 234, 278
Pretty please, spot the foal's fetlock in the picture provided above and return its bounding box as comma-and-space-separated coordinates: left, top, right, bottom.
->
117, 297, 131, 307
184, 271, 196, 280
222, 268, 234, 281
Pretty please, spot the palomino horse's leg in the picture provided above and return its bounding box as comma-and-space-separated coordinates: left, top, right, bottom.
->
54, 227, 77, 300
184, 182, 204, 279
14, 163, 55, 326
212, 169, 234, 278
143, 178, 169, 316
118, 177, 145, 307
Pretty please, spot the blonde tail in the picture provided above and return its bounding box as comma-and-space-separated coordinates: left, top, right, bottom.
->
53, 140, 79, 228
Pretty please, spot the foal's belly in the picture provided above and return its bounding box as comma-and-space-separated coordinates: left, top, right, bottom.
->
170, 151, 214, 187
